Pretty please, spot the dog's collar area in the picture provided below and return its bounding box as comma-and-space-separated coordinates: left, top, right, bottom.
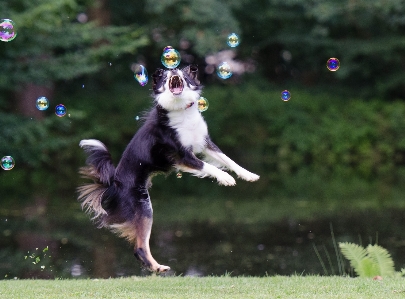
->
185, 102, 194, 109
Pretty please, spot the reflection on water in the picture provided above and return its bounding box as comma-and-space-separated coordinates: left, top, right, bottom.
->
1, 209, 405, 278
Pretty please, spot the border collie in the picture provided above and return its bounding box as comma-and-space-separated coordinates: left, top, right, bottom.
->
77, 65, 259, 273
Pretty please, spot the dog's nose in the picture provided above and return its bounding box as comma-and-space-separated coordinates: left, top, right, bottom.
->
169, 75, 184, 95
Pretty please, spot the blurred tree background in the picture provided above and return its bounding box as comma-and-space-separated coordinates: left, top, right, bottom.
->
1, 0, 405, 279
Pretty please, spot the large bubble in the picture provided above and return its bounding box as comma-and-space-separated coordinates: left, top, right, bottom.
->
134, 64, 148, 86
1, 156, 15, 170
227, 33, 240, 48
217, 62, 232, 79
161, 46, 181, 69
327, 58, 340, 71
55, 104, 67, 117
0, 19, 17, 42
198, 97, 209, 112
281, 90, 291, 102
36, 97, 49, 111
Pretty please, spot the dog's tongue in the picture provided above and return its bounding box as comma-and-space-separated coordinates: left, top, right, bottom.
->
169, 75, 184, 95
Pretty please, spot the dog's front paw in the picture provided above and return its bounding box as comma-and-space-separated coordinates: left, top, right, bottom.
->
217, 171, 236, 186
238, 170, 260, 182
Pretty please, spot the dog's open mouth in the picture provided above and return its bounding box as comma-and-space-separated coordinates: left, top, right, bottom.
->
169, 75, 184, 95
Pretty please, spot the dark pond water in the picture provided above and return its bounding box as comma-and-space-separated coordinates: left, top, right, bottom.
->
1, 208, 405, 278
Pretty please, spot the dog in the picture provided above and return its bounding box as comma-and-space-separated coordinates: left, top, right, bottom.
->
77, 65, 260, 273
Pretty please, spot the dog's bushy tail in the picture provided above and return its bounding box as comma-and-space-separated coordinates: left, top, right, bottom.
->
77, 139, 115, 220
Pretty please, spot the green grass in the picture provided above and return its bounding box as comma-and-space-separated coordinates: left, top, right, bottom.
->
1, 276, 405, 299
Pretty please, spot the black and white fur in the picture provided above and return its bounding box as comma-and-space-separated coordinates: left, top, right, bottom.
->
77, 65, 259, 273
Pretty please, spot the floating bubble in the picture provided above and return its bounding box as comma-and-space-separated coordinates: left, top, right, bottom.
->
176, 172, 182, 178
55, 104, 66, 117
0, 19, 17, 42
36, 97, 49, 111
326, 58, 340, 71
135, 116, 140, 121
1, 156, 15, 170
227, 33, 240, 48
217, 62, 232, 79
198, 97, 209, 112
134, 64, 148, 86
281, 90, 291, 101
161, 46, 181, 69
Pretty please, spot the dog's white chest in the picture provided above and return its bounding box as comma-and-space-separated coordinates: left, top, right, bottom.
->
167, 108, 208, 153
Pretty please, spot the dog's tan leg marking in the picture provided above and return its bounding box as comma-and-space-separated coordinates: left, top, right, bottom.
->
203, 149, 260, 182
134, 217, 170, 273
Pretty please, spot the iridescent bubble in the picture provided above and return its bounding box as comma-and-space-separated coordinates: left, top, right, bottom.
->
227, 33, 240, 48
176, 172, 182, 178
1, 156, 15, 170
161, 46, 181, 69
55, 104, 67, 117
281, 90, 291, 102
217, 62, 232, 79
326, 58, 340, 71
0, 19, 17, 42
198, 97, 209, 112
134, 64, 148, 86
36, 97, 49, 111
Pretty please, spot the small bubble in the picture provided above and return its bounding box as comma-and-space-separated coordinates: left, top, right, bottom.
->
1, 156, 15, 170
198, 97, 209, 112
217, 62, 232, 79
0, 19, 17, 42
135, 116, 140, 121
82, 84, 84, 88
176, 172, 182, 178
161, 46, 181, 69
326, 58, 340, 71
36, 96, 49, 111
227, 33, 240, 48
281, 90, 291, 102
134, 64, 148, 86
55, 104, 67, 117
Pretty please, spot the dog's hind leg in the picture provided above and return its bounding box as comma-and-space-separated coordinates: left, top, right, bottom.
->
132, 192, 170, 273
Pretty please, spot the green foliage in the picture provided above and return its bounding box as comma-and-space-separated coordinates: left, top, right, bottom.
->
144, 0, 240, 56
0, 0, 148, 89
339, 242, 395, 277
232, 0, 405, 98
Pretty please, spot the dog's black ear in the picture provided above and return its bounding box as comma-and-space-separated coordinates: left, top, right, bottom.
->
152, 68, 166, 93
182, 65, 200, 86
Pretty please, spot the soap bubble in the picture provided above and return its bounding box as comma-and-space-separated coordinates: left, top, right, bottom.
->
176, 172, 182, 178
0, 19, 17, 42
217, 62, 232, 79
198, 97, 209, 112
1, 156, 15, 170
281, 90, 291, 101
55, 104, 66, 117
134, 64, 148, 86
161, 46, 181, 69
36, 97, 49, 111
227, 33, 240, 47
326, 58, 340, 71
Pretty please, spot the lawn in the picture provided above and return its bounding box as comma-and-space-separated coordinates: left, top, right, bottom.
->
1, 276, 405, 299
